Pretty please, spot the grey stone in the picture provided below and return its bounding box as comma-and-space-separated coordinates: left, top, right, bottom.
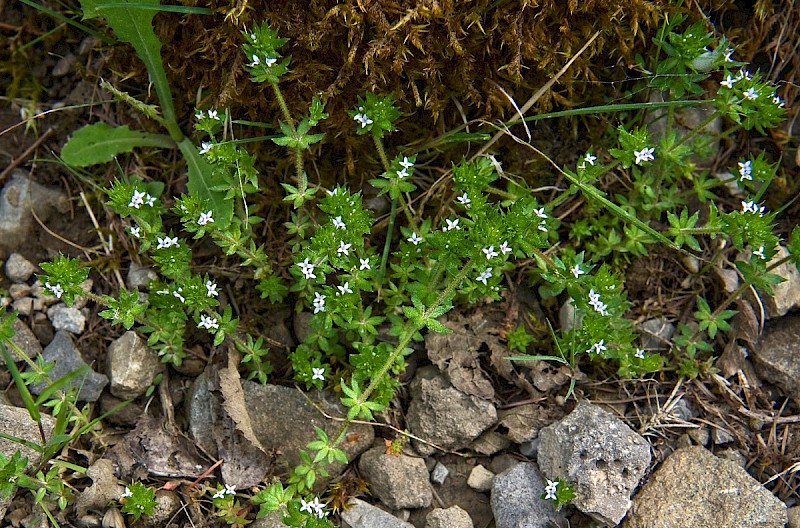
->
431, 461, 449, 485
519, 437, 539, 458
47, 305, 86, 334
559, 297, 583, 332
759, 245, 800, 318
490, 462, 568, 528
4, 253, 36, 283
242, 382, 373, 479
185, 372, 217, 457
623, 446, 786, 528
358, 447, 432, 509
425, 506, 473, 528
0, 404, 56, 463
466, 465, 494, 492
10, 318, 42, 358
0, 171, 69, 252
127, 261, 157, 290
8, 283, 31, 299
12, 297, 43, 316
250, 510, 285, 528
107, 331, 162, 399
711, 426, 735, 445
717, 448, 746, 468
538, 402, 651, 526
142, 490, 182, 527
688, 426, 709, 446
788, 506, 800, 528
406, 366, 497, 455
28, 331, 108, 402
639, 318, 675, 350
341, 498, 414, 528
751, 315, 800, 405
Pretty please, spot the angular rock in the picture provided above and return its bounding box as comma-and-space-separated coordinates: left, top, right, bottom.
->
426, 505, 473, 528
28, 331, 108, 402
623, 446, 786, 528
242, 382, 373, 478
359, 446, 432, 509
751, 315, 800, 405
46, 305, 86, 334
341, 498, 414, 528
0, 171, 69, 253
639, 317, 674, 351
431, 461, 449, 485
0, 404, 56, 463
10, 318, 42, 358
8, 283, 31, 299
12, 297, 42, 316
467, 465, 494, 492
143, 490, 182, 527
4, 253, 36, 283
490, 462, 568, 528
406, 366, 497, 455
107, 331, 161, 399
537, 402, 651, 526
759, 245, 800, 318
127, 261, 157, 290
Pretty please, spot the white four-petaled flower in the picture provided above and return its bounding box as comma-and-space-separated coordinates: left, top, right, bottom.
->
483, 246, 499, 260
332, 216, 346, 230
312, 367, 325, 381
45, 281, 64, 299
407, 232, 423, 245
443, 218, 460, 231
397, 167, 409, 178
298, 258, 316, 280
145, 194, 156, 207
741, 200, 765, 216
173, 288, 185, 303
206, 280, 219, 297
337, 241, 352, 256
121, 487, 133, 499
753, 246, 766, 260
587, 340, 608, 355
299, 497, 326, 518
353, 113, 373, 128
499, 241, 511, 255
130, 226, 140, 238
157, 236, 179, 249
207, 109, 219, 120
534, 207, 547, 219
588, 288, 609, 316
337, 282, 353, 296
738, 160, 752, 181
476, 268, 492, 285
544, 479, 558, 501
198, 210, 214, 226
399, 156, 414, 169
584, 152, 597, 166
634, 146, 655, 165
634, 348, 645, 359
129, 189, 146, 209
456, 192, 471, 207
198, 314, 219, 331
359, 258, 371, 270
721, 75, 735, 89
570, 264, 584, 278
313, 292, 326, 314
743, 87, 758, 100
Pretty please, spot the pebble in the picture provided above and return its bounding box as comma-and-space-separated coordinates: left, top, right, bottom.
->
467, 465, 494, 492
47, 304, 86, 334
430, 461, 449, 485
4, 253, 36, 283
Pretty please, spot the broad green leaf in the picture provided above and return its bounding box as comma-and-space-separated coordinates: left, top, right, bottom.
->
80, 0, 182, 140
178, 138, 233, 228
61, 123, 174, 166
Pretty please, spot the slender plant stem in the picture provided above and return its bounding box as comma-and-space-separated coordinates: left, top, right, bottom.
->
376, 198, 398, 296
270, 81, 305, 186
667, 109, 724, 152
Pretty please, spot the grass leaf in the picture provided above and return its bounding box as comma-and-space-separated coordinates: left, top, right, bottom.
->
61, 123, 174, 166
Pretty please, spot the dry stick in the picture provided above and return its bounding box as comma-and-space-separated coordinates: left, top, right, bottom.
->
474, 30, 602, 159
80, 191, 126, 290
0, 127, 54, 184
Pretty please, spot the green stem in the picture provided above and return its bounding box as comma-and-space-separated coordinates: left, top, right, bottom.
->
376, 197, 398, 296
667, 109, 724, 153
270, 81, 304, 186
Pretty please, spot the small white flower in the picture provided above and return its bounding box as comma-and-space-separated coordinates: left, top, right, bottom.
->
584, 152, 597, 166
537, 223, 548, 233
206, 280, 219, 297
407, 232, 423, 245
544, 480, 558, 501
207, 109, 219, 120
738, 160, 752, 181
195, 110, 205, 120
198, 210, 214, 226
129, 189, 146, 209
129, 226, 141, 238
198, 314, 219, 330
724, 47, 734, 62
483, 246, 499, 260
300, 498, 315, 515
634, 146, 656, 165
173, 288, 185, 303
336, 281, 353, 296
456, 192, 471, 207
587, 340, 608, 355
753, 246, 766, 260
736, 69, 751, 81
264, 57, 277, 67
332, 216, 346, 230
224, 484, 236, 495
337, 240, 352, 256
298, 258, 316, 280
213, 488, 225, 499
588, 288, 609, 316
570, 264, 584, 278
476, 267, 493, 285
121, 487, 133, 499
397, 167, 409, 178
741, 200, 765, 216
634, 348, 645, 359
248, 54, 260, 66
443, 218, 460, 231
359, 258, 371, 270
721, 75, 735, 89
157, 236, 179, 249
743, 87, 758, 100
399, 156, 414, 169
312, 367, 325, 381
353, 113, 373, 128
313, 292, 326, 314
199, 142, 213, 155
534, 207, 548, 219
773, 95, 785, 108
145, 194, 156, 207
499, 241, 511, 255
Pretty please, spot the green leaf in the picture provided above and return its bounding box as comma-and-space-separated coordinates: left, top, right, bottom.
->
179, 138, 232, 228
61, 123, 174, 167
80, 0, 182, 139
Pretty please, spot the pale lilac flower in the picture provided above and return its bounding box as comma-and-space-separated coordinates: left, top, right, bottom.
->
483, 246, 499, 260
224, 484, 236, 495
205, 280, 219, 297
499, 241, 512, 255
249, 54, 260, 66
336, 282, 353, 296
198, 314, 219, 330
399, 156, 414, 169
634, 348, 645, 359
337, 240, 352, 256
198, 210, 214, 226
157, 236, 179, 249
121, 487, 133, 499
587, 340, 608, 355
456, 192, 471, 207
753, 246, 766, 260
443, 218, 460, 231
397, 167, 409, 178
145, 194, 156, 207
298, 258, 316, 280
570, 264, 584, 278
264, 57, 277, 67
721, 75, 735, 89
129, 226, 141, 238
213, 488, 225, 499
353, 113, 373, 128
199, 142, 213, 155
332, 216, 346, 230
45, 282, 63, 299
588, 288, 609, 316
634, 146, 655, 165
584, 152, 597, 166
359, 258, 371, 271
738, 160, 752, 181
534, 207, 547, 219
312, 367, 325, 381
313, 292, 326, 314
476, 268, 493, 285
741, 200, 765, 216
544, 480, 558, 501
129, 189, 146, 209
743, 87, 758, 100
407, 232, 423, 245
